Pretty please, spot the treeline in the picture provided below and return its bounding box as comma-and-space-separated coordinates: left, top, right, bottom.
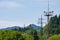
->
0, 26, 41, 40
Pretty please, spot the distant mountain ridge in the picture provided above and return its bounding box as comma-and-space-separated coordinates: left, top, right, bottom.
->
0, 24, 41, 30
26, 24, 41, 30
0, 26, 21, 30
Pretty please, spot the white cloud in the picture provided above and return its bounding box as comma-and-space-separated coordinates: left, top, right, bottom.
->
0, 20, 25, 28
0, 1, 24, 8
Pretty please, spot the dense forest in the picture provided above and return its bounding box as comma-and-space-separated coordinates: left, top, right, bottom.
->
0, 27, 40, 40
44, 15, 60, 40
44, 15, 60, 35
0, 15, 60, 40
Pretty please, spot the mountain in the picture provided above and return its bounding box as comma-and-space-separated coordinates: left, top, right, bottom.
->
31, 24, 41, 30
0, 26, 22, 30
0, 24, 41, 30
26, 24, 41, 30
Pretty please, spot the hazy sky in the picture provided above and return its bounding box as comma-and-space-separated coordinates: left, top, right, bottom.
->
0, 0, 59, 28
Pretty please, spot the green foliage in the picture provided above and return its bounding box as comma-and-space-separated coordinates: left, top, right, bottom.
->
1, 15, 60, 40
0, 30, 35, 40
48, 34, 60, 40
23, 33, 34, 40
24, 28, 39, 40
44, 15, 60, 36
0, 30, 24, 40
33, 30, 39, 40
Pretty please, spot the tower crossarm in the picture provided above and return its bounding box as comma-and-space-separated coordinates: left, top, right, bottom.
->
44, 11, 53, 16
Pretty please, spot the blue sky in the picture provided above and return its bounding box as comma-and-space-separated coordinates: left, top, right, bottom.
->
0, 0, 59, 28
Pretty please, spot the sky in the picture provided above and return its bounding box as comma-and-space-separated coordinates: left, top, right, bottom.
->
0, 0, 60, 28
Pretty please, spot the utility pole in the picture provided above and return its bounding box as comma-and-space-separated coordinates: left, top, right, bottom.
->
44, 0, 53, 38
38, 15, 43, 36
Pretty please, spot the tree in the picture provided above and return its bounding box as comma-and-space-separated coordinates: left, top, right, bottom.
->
48, 34, 60, 40
0, 30, 24, 40
45, 15, 59, 35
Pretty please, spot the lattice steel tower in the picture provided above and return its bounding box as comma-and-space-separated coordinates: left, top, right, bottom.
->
38, 15, 43, 36
44, 0, 54, 38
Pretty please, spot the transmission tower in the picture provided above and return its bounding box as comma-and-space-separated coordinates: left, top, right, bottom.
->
44, 0, 54, 38
23, 24, 25, 27
38, 15, 43, 36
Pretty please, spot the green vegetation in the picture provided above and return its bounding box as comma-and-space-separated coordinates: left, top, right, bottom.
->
0, 30, 34, 40
0, 15, 60, 40
44, 15, 60, 35
44, 15, 60, 40
0, 30, 24, 40
48, 34, 60, 40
